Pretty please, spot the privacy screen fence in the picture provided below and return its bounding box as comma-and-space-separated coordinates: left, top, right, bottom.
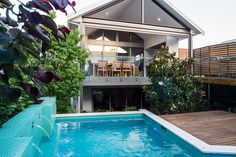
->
193, 42, 236, 78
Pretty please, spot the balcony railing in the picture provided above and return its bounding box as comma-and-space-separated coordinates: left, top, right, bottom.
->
84, 56, 152, 77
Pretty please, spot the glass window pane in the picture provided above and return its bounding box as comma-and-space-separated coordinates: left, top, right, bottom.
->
130, 33, 143, 43
119, 32, 130, 42
104, 46, 116, 62
88, 30, 103, 40
131, 47, 143, 56
117, 47, 129, 61
88, 45, 103, 52
104, 46, 117, 52
104, 30, 116, 41
117, 47, 129, 54
68, 23, 78, 30
103, 53, 116, 63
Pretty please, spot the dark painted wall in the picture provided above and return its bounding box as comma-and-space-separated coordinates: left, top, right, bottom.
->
205, 84, 236, 112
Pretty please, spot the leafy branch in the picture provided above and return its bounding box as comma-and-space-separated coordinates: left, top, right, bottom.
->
0, 0, 77, 124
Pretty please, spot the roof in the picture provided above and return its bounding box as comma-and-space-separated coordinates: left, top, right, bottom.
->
67, 0, 204, 35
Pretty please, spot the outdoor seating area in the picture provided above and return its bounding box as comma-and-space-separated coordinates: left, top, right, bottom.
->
93, 60, 136, 77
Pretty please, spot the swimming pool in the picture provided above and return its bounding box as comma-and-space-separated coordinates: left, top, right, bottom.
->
36, 111, 236, 157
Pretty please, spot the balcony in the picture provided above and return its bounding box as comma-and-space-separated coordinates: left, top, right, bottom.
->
84, 56, 152, 86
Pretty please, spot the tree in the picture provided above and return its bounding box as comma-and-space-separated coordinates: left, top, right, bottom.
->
41, 30, 88, 113
144, 46, 207, 114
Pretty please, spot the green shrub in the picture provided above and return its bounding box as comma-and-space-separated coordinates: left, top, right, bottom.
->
144, 46, 207, 115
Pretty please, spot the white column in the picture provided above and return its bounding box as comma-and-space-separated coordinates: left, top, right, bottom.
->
79, 22, 86, 50
188, 30, 193, 74
188, 30, 193, 58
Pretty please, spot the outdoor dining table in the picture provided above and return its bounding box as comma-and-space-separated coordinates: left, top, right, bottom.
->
92, 62, 135, 77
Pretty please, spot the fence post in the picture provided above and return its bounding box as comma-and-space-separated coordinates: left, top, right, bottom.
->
227, 44, 229, 78
208, 46, 211, 76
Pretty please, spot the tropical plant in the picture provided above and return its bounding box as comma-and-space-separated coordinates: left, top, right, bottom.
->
0, 0, 76, 125
40, 30, 88, 113
144, 46, 207, 115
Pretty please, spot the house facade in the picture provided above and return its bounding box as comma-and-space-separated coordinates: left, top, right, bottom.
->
67, 0, 204, 112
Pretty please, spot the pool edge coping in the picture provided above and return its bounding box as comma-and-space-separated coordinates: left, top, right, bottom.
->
56, 110, 236, 155
140, 109, 236, 155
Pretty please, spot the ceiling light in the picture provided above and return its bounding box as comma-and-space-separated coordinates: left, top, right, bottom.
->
157, 18, 161, 21
106, 12, 109, 15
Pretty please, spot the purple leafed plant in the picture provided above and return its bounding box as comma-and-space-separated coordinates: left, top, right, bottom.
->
0, 0, 75, 106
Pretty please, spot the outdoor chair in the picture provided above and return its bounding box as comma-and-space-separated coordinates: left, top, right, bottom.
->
97, 60, 108, 77
112, 61, 122, 76
122, 61, 132, 76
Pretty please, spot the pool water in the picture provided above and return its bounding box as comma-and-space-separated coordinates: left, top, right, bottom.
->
37, 114, 231, 157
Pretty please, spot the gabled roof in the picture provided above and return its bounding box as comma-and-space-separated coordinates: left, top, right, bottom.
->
67, 0, 204, 35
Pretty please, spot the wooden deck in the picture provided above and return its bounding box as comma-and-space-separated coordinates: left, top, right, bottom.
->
196, 77, 236, 86
161, 111, 236, 146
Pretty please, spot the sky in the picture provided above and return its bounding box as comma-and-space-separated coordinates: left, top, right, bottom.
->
55, 0, 236, 49
6, 0, 236, 49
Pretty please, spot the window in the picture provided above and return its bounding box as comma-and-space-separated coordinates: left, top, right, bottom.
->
131, 47, 143, 56
117, 47, 129, 54
88, 45, 103, 52
88, 45, 103, 58
88, 30, 103, 40
68, 23, 78, 30
117, 47, 129, 60
119, 32, 130, 42
104, 30, 116, 41
103, 46, 116, 60
130, 33, 143, 43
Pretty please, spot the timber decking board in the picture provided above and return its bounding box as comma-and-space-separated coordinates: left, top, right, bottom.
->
160, 111, 236, 146
196, 77, 236, 86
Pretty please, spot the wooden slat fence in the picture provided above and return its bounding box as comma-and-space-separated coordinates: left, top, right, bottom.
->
193, 42, 236, 78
